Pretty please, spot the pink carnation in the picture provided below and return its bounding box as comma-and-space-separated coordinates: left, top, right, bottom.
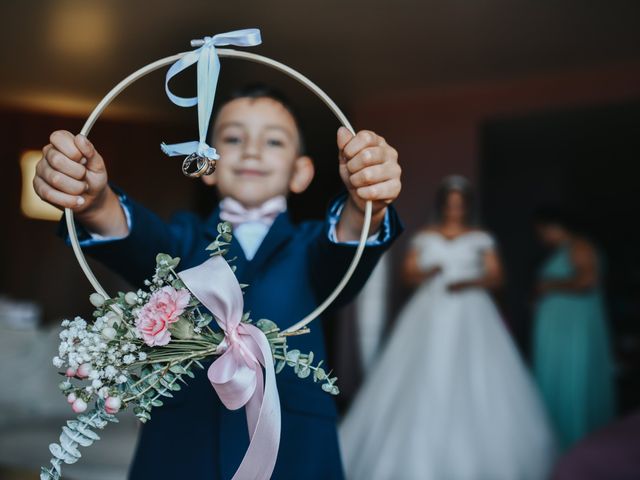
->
135, 286, 190, 347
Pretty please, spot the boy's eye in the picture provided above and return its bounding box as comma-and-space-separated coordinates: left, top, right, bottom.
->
266, 138, 285, 147
222, 135, 242, 145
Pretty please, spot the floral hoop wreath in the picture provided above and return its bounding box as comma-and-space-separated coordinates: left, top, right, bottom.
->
66, 42, 372, 336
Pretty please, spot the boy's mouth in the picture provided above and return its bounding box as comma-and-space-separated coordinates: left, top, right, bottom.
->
234, 168, 268, 178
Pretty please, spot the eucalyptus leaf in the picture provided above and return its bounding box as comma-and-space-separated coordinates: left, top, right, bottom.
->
285, 350, 300, 366
62, 426, 93, 447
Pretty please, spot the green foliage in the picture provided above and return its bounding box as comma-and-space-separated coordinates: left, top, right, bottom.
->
276, 349, 340, 395
155, 253, 181, 279
40, 403, 118, 480
128, 361, 196, 423
206, 222, 233, 257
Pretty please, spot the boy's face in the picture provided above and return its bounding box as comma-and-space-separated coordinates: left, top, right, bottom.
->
205, 97, 313, 208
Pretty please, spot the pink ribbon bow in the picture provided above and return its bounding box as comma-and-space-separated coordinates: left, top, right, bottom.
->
178, 256, 281, 480
220, 195, 287, 228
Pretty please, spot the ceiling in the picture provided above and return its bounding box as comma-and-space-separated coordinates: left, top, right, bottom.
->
1, 0, 640, 118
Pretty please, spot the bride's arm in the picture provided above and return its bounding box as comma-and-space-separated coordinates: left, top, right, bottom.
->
403, 248, 442, 286
447, 250, 503, 292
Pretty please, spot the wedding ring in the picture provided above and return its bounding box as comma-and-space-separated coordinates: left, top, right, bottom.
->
181, 154, 217, 178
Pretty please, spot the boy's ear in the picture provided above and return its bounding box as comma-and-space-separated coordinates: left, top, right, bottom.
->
201, 170, 217, 187
289, 155, 314, 194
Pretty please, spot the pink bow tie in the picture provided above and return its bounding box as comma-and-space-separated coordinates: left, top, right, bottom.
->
219, 196, 287, 227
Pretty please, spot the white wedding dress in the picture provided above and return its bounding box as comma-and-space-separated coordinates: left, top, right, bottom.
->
340, 231, 556, 480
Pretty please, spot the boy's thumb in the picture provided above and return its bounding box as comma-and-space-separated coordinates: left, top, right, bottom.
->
337, 126, 354, 153
74, 134, 96, 161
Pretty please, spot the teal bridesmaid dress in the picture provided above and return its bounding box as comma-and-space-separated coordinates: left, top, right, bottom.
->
533, 245, 615, 449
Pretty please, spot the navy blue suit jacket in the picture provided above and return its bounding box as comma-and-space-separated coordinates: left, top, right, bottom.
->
60, 193, 402, 480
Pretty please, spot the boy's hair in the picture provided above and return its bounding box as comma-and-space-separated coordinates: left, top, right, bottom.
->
212, 83, 306, 154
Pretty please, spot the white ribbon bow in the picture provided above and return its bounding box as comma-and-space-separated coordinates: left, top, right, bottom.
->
161, 28, 262, 159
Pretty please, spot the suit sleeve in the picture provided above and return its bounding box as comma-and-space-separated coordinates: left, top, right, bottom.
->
57, 187, 202, 289
307, 194, 403, 310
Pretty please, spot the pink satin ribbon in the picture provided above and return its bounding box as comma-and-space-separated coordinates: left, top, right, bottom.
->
219, 196, 287, 228
178, 256, 281, 480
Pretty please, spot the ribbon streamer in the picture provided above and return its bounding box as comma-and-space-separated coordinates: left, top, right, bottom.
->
161, 28, 262, 159
178, 255, 280, 480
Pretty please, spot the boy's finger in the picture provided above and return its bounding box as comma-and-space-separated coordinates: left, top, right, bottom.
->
49, 130, 84, 163
45, 148, 87, 180
41, 160, 88, 195
342, 130, 384, 160
345, 146, 386, 174
350, 162, 401, 189
33, 175, 85, 209
349, 164, 390, 188
356, 178, 401, 202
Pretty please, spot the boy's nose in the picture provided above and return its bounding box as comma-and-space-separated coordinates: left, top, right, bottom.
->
242, 139, 261, 160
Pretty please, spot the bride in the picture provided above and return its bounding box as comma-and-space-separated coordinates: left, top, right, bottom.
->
339, 176, 556, 480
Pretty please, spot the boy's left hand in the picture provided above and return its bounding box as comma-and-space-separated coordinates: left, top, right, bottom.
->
336, 127, 401, 240
337, 127, 401, 214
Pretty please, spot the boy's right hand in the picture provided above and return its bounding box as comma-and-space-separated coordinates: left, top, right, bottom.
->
34, 131, 128, 237
35, 131, 108, 213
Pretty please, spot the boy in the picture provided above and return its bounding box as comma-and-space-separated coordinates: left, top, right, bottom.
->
35, 86, 402, 479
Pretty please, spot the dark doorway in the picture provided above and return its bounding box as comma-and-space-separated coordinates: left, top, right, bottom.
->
480, 100, 640, 412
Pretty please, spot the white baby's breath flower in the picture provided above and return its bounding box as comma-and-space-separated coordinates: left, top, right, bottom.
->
123, 354, 136, 365
92, 379, 103, 389
104, 366, 118, 378
94, 316, 105, 330
116, 374, 128, 384
138, 352, 147, 361
52, 356, 64, 368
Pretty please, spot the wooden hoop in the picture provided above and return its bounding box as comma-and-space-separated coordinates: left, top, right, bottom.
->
66, 48, 372, 333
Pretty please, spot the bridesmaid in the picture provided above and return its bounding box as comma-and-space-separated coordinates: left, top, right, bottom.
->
532, 208, 616, 450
